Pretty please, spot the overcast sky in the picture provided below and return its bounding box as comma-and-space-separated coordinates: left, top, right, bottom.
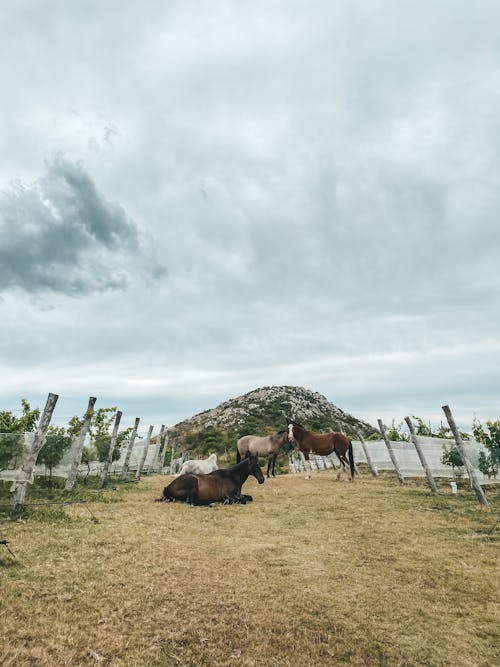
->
1, 1, 499, 433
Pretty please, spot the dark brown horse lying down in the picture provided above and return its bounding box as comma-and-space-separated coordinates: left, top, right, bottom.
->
159, 455, 265, 505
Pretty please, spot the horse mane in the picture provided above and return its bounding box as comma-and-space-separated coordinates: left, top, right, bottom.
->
233, 455, 257, 469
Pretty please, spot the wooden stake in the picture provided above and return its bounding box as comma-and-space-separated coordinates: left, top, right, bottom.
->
100, 411, 122, 488
148, 424, 165, 474
356, 430, 378, 477
404, 416, 438, 494
442, 405, 488, 506
12, 393, 59, 512
155, 428, 168, 474
169, 441, 176, 473
377, 419, 405, 484
135, 425, 154, 480
120, 417, 140, 481
65, 397, 97, 491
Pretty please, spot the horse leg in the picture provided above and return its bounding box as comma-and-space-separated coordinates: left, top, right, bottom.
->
271, 453, 277, 477
266, 457, 272, 478
223, 493, 246, 504
304, 453, 312, 480
338, 453, 352, 481
335, 452, 345, 480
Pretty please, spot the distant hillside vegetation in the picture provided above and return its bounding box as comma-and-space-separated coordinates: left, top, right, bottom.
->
168, 386, 377, 456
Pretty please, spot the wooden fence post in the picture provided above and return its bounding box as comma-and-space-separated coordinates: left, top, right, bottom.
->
148, 424, 165, 474
135, 425, 153, 480
404, 416, 438, 494
442, 405, 488, 506
356, 430, 378, 477
377, 419, 405, 484
12, 393, 59, 512
100, 411, 122, 488
120, 417, 140, 481
169, 441, 177, 473
65, 397, 96, 491
155, 428, 168, 474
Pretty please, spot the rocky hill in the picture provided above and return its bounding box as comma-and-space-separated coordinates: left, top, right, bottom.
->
168, 386, 376, 455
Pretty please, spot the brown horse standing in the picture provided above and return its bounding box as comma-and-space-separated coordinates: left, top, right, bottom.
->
288, 422, 355, 481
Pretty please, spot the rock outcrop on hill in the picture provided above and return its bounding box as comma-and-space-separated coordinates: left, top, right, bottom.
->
168, 386, 376, 454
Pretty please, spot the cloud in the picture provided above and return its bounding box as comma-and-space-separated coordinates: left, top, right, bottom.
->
0, 155, 162, 295
0, 2, 499, 429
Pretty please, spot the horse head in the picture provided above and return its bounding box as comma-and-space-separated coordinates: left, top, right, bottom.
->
277, 430, 288, 444
247, 455, 265, 484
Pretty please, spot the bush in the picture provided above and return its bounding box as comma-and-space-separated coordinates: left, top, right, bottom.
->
441, 446, 465, 478
0, 399, 40, 470
0, 433, 24, 470
473, 418, 500, 479
38, 428, 72, 482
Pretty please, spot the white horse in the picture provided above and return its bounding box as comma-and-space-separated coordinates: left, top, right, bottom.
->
178, 452, 218, 476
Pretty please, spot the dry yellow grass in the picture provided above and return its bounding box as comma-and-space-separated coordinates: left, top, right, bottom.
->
1, 472, 499, 667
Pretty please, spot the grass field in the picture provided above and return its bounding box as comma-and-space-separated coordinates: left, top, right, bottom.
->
1, 471, 499, 667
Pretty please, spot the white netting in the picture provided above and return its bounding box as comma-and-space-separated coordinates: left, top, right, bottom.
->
1, 432, 496, 485
0, 429, 172, 482
289, 437, 496, 484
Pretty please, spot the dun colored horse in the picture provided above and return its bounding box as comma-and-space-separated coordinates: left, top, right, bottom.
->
236, 430, 289, 477
158, 455, 265, 505
288, 421, 355, 481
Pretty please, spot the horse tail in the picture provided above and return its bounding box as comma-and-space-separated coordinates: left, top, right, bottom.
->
348, 441, 355, 479
236, 447, 241, 464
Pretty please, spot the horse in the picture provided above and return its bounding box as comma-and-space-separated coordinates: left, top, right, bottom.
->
158, 455, 265, 505
178, 452, 218, 476
236, 430, 289, 477
288, 421, 356, 481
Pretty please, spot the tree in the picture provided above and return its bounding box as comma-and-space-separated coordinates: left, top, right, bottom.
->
441, 445, 465, 478
80, 445, 97, 483
410, 415, 433, 437
69, 407, 130, 463
472, 418, 500, 479
384, 420, 409, 442
0, 398, 40, 432
0, 399, 40, 470
37, 426, 72, 485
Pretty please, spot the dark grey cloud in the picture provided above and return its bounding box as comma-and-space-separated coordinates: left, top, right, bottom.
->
0, 155, 162, 295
